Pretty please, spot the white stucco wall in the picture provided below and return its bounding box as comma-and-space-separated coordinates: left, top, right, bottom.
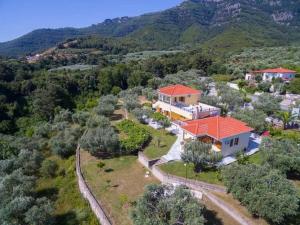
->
263, 72, 295, 81
221, 132, 251, 157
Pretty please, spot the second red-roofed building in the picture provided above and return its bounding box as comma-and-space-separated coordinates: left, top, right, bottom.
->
181, 116, 254, 157
253, 67, 296, 82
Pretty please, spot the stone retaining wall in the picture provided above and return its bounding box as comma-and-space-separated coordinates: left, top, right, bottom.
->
76, 147, 113, 225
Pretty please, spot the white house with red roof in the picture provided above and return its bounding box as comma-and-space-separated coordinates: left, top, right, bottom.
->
153, 84, 220, 121
181, 116, 254, 157
253, 67, 296, 82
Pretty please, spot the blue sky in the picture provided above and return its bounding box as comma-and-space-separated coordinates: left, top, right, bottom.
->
0, 0, 183, 42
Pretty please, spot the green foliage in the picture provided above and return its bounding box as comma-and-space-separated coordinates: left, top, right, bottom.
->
226, 46, 300, 75
260, 137, 300, 175
212, 74, 232, 83
0, 149, 53, 225
33, 84, 74, 120
222, 164, 299, 224
232, 109, 267, 133
132, 108, 153, 123
257, 82, 272, 92
97, 161, 105, 169
151, 112, 171, 128
79, 121, 119, 157
253, 93, 281, 116
40, 159, 58, 178
50, 127, 81, 158
181, 141, 222, 172
131, 184, 205, 225
217, 85, 244, 111
287, 78, 300, 94
117, 120, 151, 154
94, 94, 118, 117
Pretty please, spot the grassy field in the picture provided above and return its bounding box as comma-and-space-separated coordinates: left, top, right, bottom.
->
36, 155, 99, 225
142, 125, 177, 159
80, 150, 159, 225
247, 151, 263, 165
160, 161, 223, 185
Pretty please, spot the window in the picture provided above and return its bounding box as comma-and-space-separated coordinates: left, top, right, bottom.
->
230, 139, 234, 147
234, 138, 239, 146
179, 97, 185, 102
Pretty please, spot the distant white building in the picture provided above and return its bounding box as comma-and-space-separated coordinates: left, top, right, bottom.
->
253, 67, 296, 82
245, 73, 256, 81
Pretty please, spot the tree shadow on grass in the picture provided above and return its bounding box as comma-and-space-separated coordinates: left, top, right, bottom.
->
36, 187, 59, 201
110, 113, 123, 121
54, 211, 79, 225
203, 207, 224, 225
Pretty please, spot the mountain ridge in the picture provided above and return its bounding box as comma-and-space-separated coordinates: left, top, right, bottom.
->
1, 0, 300, 57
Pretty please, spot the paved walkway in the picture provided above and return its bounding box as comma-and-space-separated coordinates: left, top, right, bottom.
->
162, 124, 184, 161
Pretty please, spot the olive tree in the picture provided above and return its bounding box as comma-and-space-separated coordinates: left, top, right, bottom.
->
232, 109, 267, 133
260, 137, 300, 175
222, 164, 299, 224
79, 122, 119, 157
131, 184, 205, 225
94, 94, 118, 117
253, 93, 281, 116
181, 141, 222, 172
50, 127, 81, 158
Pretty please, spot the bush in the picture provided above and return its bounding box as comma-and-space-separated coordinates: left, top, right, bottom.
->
132, 108, 153, 123
117, 120, 151, 153
222, 164, 299, 224
97, 162, 106, 169
50, 127, 81, 158
40, 160, 58, 178
79, 125, 119, 157
151, 112, 171, 128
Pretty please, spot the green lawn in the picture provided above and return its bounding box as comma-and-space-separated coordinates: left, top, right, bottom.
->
247, 151, 263, 165
159, 161, 223, 185
80, 150, 159, 225
37, 155, 99, 225
141, 125, 177, 159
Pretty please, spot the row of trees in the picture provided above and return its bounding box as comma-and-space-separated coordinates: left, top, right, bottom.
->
222, 164, 299, 224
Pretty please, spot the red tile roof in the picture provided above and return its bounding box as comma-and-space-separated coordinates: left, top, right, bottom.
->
158, 84, 201, 96
254, 67, 296, 74
181, 116, 253, 140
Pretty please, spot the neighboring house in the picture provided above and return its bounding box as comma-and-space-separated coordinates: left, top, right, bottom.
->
180, 116, 254, 157
153, 84, 220, 121
245, 73, 256, 81
253, 67, 296, 82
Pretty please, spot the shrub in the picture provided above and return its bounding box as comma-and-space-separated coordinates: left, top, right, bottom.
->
151, 112, 171, 128
40, 160, 58, 178
97, 162, 106, 169
117, 120, 151, 153
79, 125, 119, 157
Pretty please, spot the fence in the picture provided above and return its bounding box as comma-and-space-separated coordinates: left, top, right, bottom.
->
76, 147, 113, 225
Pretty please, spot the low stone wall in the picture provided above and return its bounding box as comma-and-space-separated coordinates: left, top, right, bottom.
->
138, 151, 160, 168
76, 147, 113, 225
138, 151, 253, 225
138, 151, 226, 193
151, 164, 226, 193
